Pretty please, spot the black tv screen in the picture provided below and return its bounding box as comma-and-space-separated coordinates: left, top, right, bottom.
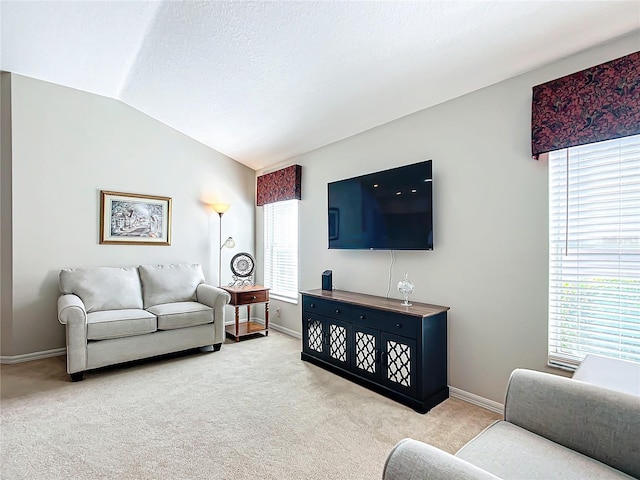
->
328, 161, 433, 250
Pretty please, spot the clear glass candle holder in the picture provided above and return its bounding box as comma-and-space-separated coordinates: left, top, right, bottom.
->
397, 272, 415, 307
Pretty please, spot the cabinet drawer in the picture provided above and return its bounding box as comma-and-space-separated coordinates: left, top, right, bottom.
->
302, 296, 351, 321
236, 290, 269, 305
352, 307, 419, 338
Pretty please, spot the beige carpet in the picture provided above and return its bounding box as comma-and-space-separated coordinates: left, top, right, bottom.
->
1, 331, 499, 479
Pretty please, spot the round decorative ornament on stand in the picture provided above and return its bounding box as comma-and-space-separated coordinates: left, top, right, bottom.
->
397, 272, 415, 306
229, 252, 256, 287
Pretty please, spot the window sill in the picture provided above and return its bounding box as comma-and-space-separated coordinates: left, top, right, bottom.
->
547, 360, 578, 373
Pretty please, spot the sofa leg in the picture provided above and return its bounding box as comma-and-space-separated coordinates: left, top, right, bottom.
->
70, 372, 84, 382
213, 343, 222, 352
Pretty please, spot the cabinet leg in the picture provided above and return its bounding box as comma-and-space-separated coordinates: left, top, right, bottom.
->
265, 302, 269, 335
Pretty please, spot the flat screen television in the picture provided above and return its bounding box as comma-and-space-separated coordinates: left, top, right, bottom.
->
328, 160, 433, 250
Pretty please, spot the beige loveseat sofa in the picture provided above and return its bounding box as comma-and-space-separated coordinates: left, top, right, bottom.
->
383, 369, 639, 479
57, 263, 231, 381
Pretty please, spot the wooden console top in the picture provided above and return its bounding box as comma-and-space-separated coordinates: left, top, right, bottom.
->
300, 289, 449, 319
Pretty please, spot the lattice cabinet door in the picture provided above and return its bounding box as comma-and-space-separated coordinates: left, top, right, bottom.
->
325, 319, 350, 368
351, 325, 381, 383
381, 332, 417, 397
303, 314, 326, 359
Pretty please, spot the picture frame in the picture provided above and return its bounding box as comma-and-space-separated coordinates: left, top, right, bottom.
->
100, 190, 172, 245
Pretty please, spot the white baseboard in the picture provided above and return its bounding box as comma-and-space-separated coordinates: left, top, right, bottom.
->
267, 322, 302, 339
226, 318, 501, 413
449, 386, 504, 414
0, 347, 66, 364
226, 317, 302, 339
228, 317, 501, 412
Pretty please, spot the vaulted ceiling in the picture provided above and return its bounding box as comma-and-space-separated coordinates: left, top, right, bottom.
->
2, 1, 639, 170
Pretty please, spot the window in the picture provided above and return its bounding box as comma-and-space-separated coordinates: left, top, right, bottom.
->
548, 134, 640, 369
263, 199, 299, 303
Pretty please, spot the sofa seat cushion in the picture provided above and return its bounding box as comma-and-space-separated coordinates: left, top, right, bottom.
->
87, 309, 157, 340
147, 301, 213, 330
456, 421, 634, 480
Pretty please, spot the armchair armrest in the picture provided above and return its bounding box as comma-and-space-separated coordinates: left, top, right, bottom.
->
383, 439, 501, 480
196, 284, 231, 344
57, 294, 88, 374
504, 369, 640, 478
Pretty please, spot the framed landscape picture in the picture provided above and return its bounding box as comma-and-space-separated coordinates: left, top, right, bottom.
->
100, 190, 172, 245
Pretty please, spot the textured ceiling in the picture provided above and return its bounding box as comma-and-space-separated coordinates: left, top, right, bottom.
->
2, 1, 639, 170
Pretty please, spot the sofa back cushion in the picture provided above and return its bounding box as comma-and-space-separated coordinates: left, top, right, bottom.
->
138, 263, 205, 308
59, 266, 143, 313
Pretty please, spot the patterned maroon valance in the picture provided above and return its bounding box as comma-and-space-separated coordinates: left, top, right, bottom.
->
256, 164, 302, 206
532, 51, 640, 158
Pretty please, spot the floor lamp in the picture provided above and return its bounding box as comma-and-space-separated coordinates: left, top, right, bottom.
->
212, 203, 235, 286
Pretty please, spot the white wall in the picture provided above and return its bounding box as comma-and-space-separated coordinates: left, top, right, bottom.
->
0, 73, 13, 356
257, 32, 640, 403
4, 74, 255, 357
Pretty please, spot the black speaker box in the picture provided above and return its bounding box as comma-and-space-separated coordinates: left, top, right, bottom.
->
322, 270, 332, 291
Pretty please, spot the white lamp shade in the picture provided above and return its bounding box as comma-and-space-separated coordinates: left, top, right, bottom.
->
212, 203, 230, 214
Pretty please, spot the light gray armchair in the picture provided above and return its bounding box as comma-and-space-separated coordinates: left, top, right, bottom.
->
383, 369, 640, 480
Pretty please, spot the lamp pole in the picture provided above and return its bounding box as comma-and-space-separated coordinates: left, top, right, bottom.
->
218, 211, 224, 286
212, 203, 234, 286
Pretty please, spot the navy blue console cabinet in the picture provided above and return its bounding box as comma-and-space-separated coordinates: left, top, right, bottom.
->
300, 289, 449, 413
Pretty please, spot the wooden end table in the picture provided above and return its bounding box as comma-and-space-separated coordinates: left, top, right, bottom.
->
221, 285, 270, 341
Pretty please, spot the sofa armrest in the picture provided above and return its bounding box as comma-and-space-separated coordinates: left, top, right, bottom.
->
383, 439, 502, 480
57, 294, 88, 374
504, 369, 640, 478
57, 294, 86, 325
196, 284, 231, 344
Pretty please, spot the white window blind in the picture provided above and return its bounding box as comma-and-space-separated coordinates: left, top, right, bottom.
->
548, 134, 640, 369
264, 199, 299, 302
